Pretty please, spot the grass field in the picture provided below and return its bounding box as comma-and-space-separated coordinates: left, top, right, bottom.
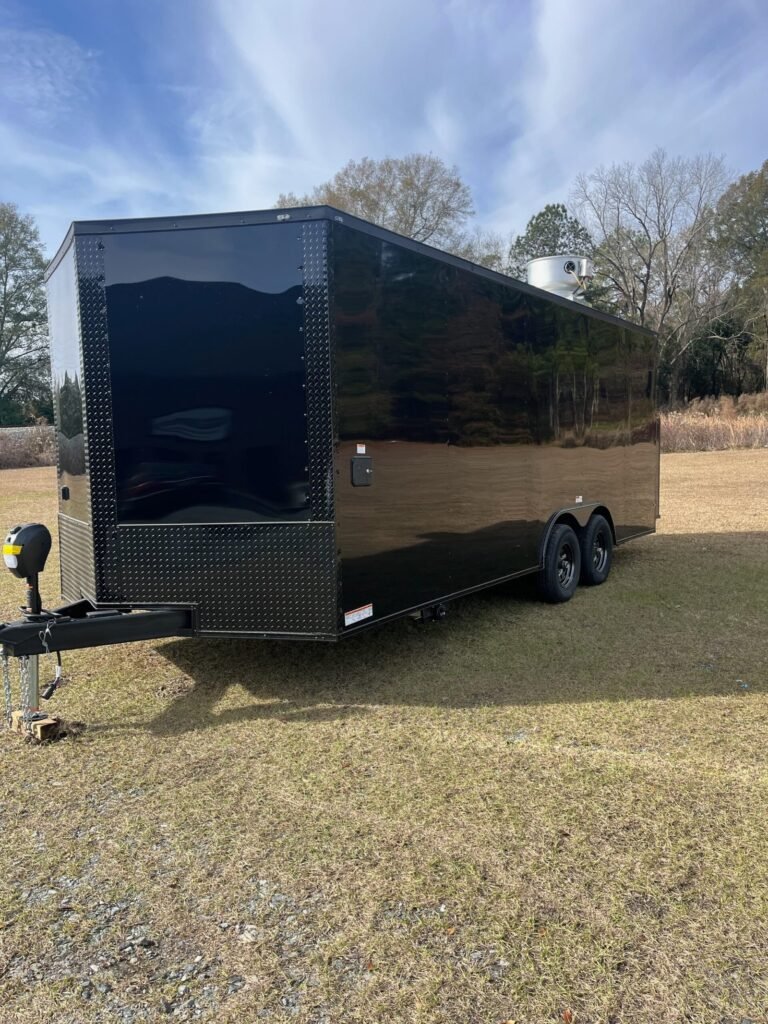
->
1, 454, 768, 1023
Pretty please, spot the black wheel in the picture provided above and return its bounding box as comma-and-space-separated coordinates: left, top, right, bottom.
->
579, 514, 613, 586
539, 523, 581, 603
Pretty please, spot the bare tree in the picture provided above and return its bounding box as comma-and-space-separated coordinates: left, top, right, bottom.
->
0, 203, 49, 423
711, 159, 768, 387
276, 153, 474, 250
571, 150, 730, 397
450, 226, 509, 273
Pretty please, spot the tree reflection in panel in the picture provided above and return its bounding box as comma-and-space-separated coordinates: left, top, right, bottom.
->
48, 245, 90, 522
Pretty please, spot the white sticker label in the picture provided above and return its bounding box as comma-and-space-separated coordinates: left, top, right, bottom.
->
356, 443, 366, 454
344, 603, 373, 626
575, 495, 583, 504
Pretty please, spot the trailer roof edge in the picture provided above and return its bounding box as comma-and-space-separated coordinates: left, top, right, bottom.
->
45, 205, 656, 337
45, 223, 76, 281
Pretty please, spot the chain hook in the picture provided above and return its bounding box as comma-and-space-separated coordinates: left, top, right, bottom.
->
2, 648, 12, 729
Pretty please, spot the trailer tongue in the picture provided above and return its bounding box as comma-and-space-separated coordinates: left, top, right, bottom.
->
1, 522, 192, 739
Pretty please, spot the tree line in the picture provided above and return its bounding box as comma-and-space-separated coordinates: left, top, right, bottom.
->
279, 150, 768, 404
0, 203, 51, 424
1, 150, 766, 423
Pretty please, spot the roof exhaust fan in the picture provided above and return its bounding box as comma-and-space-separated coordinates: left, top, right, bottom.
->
526, 255, 594, 303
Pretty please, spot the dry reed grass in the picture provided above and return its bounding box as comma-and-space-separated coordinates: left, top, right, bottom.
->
661, 410, 768, 452
661, 392, 768, 452
0, 425, 56, 469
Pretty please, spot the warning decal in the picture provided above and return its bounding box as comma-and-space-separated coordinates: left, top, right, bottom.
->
344, 603, 373, 627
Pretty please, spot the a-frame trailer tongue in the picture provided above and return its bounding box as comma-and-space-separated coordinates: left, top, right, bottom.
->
2, 522, 192, 740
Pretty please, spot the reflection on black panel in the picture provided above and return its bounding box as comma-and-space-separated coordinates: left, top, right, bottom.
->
103, 224, 308, 524
332, 223, 656, 619
333, 232, 535, 446
48, 245, 90, 522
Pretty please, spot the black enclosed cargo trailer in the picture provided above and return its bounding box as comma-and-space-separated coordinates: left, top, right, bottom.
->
6, 205, 658, 657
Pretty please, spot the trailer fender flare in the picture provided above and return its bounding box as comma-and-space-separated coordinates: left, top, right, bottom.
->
538, 503, 616, 566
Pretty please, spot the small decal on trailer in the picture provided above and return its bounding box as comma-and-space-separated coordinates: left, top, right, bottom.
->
356, 443, 366, 454
344, 603, 373, 626
575, 495, 583, 504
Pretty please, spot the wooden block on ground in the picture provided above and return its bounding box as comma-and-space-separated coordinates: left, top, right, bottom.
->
10, 710, 61, 741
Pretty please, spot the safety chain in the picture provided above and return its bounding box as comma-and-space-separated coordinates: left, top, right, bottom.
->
19, 655, 35, 729
20, 656, 33, 728
2, 648, 12, 728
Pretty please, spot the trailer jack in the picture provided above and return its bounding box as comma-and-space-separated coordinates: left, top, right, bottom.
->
2, 522, 194, 741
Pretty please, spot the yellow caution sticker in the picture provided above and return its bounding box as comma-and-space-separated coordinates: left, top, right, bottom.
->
2, 544, 22, 555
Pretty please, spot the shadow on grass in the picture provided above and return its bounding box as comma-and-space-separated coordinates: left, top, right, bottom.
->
147, 532, 766, 736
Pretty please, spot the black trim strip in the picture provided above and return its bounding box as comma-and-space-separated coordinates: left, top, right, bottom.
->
341, 565, 543, 637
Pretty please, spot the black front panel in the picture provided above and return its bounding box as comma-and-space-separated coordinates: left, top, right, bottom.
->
68, 221, 338, 636
332, 223, 656, 624
103, 224, 308, 524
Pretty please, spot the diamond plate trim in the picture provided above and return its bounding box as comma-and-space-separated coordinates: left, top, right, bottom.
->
74, 236, 121, 601
115, 523, 337, 634
303, 221, 335, 521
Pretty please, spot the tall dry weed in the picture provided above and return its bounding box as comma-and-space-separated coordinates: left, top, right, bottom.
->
0, 425, 56, 469
662, 410, 768, 452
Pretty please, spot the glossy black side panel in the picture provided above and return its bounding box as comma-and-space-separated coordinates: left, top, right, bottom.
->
65, 221, 338, 636
47, 244, 97, 602
103, 225, 308, 524
48, 245, 89, 522
331, 223, 658, 624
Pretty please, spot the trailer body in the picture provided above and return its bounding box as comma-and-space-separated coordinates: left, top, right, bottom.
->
43, 206, 658, 640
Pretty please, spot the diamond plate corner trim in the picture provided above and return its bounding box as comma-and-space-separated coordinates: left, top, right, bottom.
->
302, 221, 335, 522
74, 236, 121, 602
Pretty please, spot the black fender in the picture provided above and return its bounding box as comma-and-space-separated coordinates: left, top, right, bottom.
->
538, 503, 616, 565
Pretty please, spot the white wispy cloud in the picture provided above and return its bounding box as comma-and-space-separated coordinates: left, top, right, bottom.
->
174, 0, 525, 212
0, 23, 95, 121
0, 14, 191, 250
489, 0, 768, 232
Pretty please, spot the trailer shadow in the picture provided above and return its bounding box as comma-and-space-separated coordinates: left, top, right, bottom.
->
147, 531, 765, 736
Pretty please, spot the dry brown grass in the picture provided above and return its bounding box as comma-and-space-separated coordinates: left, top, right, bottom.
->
2, 456, 768, 1023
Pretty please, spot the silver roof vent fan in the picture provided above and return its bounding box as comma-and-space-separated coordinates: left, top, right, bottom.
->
526, 255, 594, 303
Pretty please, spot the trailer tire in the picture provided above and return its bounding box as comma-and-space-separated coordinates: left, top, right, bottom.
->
539, 523, 581, 603
579, 514, 613, 586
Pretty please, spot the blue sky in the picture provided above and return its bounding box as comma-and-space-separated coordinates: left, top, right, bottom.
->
1, 0, 766, 255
